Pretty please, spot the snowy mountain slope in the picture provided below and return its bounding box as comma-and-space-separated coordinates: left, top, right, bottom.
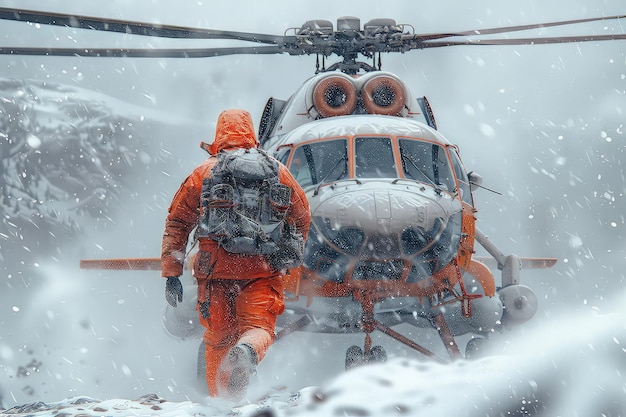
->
0, 79, 208, 411
2, 293, 625, 417
0, 78, 201, 273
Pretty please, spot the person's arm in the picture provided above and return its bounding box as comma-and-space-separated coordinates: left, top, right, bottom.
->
161, 172, 202, 277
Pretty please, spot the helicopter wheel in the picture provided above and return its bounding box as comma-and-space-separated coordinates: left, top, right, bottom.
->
368, 345, 387, 363
345, 345, 364, 370
465, 337, 488, 360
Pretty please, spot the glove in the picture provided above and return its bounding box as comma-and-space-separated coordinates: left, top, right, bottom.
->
165, 276, 183, 307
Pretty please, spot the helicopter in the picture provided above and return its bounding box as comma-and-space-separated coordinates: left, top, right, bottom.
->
2, 7, 623, 368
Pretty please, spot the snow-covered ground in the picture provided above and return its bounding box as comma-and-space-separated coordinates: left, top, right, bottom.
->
2, 291, 625, 416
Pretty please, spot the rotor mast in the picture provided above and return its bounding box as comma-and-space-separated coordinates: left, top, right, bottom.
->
291, 16, 406, 74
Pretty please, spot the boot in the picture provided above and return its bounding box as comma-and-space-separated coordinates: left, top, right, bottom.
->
225, 343, 257, 399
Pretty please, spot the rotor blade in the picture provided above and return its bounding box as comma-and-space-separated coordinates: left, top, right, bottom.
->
80, 258, 162, 270
0, 45, 284, 58
417, 14, 626, 41
519, 258, 558, 269
473, 256, 557, 270
0, 7, 287, 45
422, 33, 626, 48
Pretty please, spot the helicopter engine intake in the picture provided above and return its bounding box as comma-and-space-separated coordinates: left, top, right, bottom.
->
362, 75, 406, 116
308, 72, 410, 119
312, 75, 358, 117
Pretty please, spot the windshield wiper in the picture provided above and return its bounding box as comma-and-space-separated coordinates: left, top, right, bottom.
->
313, 154, 348, 196
401, 153, 442, 194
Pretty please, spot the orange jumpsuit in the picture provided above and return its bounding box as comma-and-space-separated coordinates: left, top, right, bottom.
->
161, 109, 310, 396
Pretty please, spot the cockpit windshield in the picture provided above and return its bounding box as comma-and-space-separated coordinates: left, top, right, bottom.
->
399, 139, 456, 192
355, 137, 397, 178
287, 136, 457, 194
288, 139, 348, 187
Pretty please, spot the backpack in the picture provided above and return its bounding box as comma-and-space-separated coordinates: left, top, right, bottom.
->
197, 148, 304, 269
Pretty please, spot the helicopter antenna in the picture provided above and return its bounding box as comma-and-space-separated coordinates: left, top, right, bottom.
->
470, 182, 502, 196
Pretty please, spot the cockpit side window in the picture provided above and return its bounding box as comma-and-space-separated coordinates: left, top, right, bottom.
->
399, 139, 456, 192
288, 139, 348, 187
355, 137, 397, 178
277, 148, 291, 166
449, 146, 473, 205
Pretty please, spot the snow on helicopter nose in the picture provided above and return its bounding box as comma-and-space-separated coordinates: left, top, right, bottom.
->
313, 182, 454, 234
306, 181, 462, 269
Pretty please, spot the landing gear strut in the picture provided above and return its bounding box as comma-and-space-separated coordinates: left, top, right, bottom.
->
347, 289, 462, 369
276, 289, 468, 368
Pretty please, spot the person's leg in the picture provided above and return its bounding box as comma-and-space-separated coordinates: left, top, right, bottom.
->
216, 276, 285, 398
200, 280, 239, 396
235, 276, 285, 363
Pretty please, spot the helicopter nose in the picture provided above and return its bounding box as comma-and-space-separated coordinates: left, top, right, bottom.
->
304, 181, 462, 282
312, 182, 454, 235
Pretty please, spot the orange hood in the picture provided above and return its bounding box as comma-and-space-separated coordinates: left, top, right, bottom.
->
209, 109, 258, 155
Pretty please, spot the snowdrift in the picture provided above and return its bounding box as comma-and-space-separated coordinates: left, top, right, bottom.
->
2, 293, 625, 417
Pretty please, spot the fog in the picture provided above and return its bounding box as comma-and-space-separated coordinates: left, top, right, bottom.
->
0, 0, 625, 414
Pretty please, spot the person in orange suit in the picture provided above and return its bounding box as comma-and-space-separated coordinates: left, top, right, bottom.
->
161, 109, 310, 399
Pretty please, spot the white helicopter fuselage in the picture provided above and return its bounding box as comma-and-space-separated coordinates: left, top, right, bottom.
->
256, 71, 504, 337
